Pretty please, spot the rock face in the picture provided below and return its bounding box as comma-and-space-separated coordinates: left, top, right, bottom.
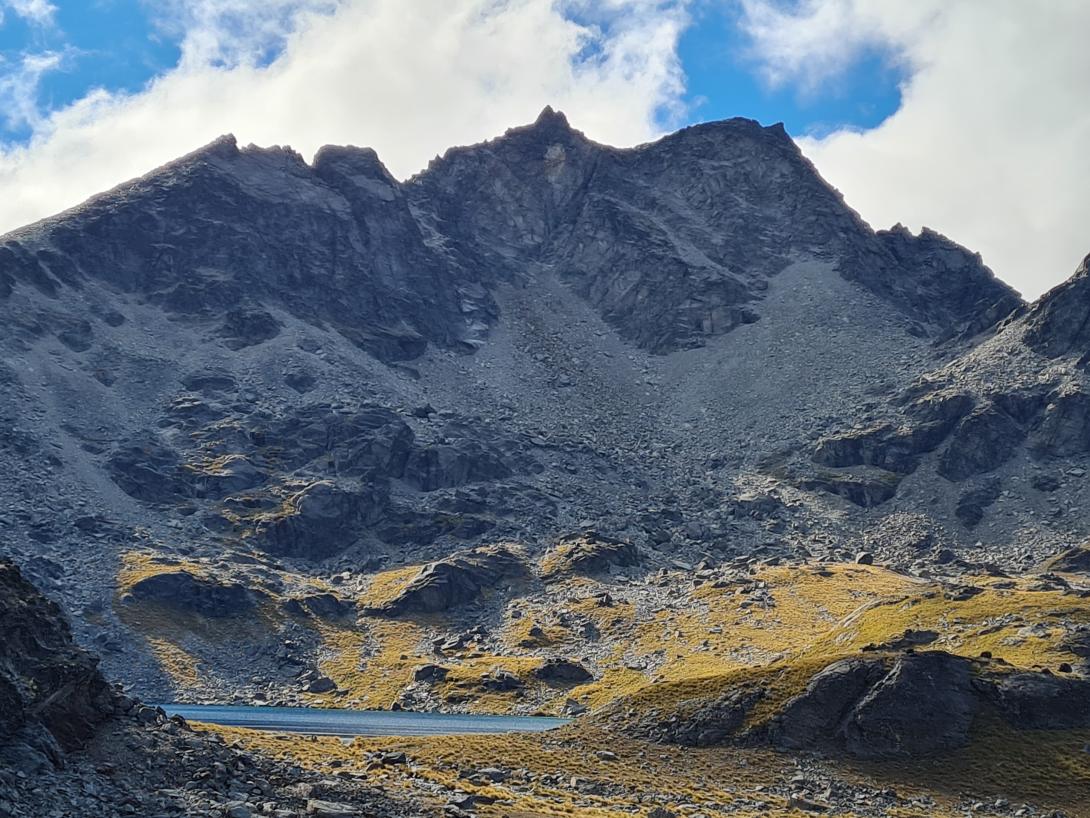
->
640, 650, 1090, 760
837, 652, 978, 759
0, 109, 1017, 368
411, 110, 1018, 352
251, 481, 385, 559
0, 560, 117, 761
767, 652, 1090, 759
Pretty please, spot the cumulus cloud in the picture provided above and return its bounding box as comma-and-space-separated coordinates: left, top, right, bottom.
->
739, 0, 1090, 298
1, 0, 57, 26
0, 0, 688, 235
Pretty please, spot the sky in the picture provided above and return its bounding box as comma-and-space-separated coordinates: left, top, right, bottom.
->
0, 1, 1087, 300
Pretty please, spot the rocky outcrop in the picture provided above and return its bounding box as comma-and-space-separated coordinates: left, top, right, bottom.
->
533, 658, 594, 685
795, 470, 902, 508
125, 570, 263, 617
643, 651, 1090, 760
982, 670, 1090, 729
937, 407, 1026, 480
955, 478, 1002, 528
541, 532, 639, 577
251, 481, 387, 559
371, 546, 526, 615
402, 425, 539, 491
281, 592, 355, 620
769, 652, 1090, 759
0, 561, 117, 763
837, 652, 978, 759
2, 135, 479, 362
1040, 543, 1090, 573
865, 225, 1022, 340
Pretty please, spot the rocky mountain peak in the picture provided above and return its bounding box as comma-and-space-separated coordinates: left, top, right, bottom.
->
526, 104, 574, 134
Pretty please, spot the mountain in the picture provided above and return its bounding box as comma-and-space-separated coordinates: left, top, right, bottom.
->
2, 109, 1089, 818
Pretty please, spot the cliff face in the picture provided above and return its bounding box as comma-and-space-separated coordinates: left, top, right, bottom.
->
0, 560, 117, 762
0, 108, 1020, 366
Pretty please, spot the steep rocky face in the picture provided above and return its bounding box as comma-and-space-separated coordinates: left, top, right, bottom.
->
411, 108, 1020, 352
0, 136, 483, 362
0, 560, 116, 759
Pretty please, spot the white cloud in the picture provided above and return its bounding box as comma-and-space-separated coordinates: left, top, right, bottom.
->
0, 0, 688, 235
0, 51, 62, 131
2, 0, 57, 26
739, 0, 1090, 299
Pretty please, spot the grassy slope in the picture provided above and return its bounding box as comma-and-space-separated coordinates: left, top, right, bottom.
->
117, 550, 1090, 815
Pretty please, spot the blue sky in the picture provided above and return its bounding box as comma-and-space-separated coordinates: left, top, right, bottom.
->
0, 1, 904, 146
677, 3, 903, 137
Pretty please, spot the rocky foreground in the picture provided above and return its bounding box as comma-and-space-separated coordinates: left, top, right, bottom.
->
0, 560, 423, 817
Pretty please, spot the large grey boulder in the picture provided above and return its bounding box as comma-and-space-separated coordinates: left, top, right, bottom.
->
371, 546, 526, 615
126, 570, 262, 617
769, 658, 886, 751
840, 652, 978, 759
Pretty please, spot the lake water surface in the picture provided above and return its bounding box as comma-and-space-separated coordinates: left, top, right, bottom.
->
155, 704, 571, 737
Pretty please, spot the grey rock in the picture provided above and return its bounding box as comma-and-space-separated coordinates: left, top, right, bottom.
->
533, 659, 594, 685
0, 561, 117, 757
371, 545, 526, 615
126, 571, 261, 618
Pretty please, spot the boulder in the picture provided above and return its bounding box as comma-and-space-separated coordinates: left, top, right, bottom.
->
126, 570, 261, 617
840, 652, 978, 759
372, 546, 526, 615
533, 659, 594, 685
954, 477, 1002, 528
770, 658, 886, 751
412, 664, 450, 683
541, 532, 639, 577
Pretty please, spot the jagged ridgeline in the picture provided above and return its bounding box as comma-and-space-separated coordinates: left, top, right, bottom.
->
3, 108, 1090, 817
